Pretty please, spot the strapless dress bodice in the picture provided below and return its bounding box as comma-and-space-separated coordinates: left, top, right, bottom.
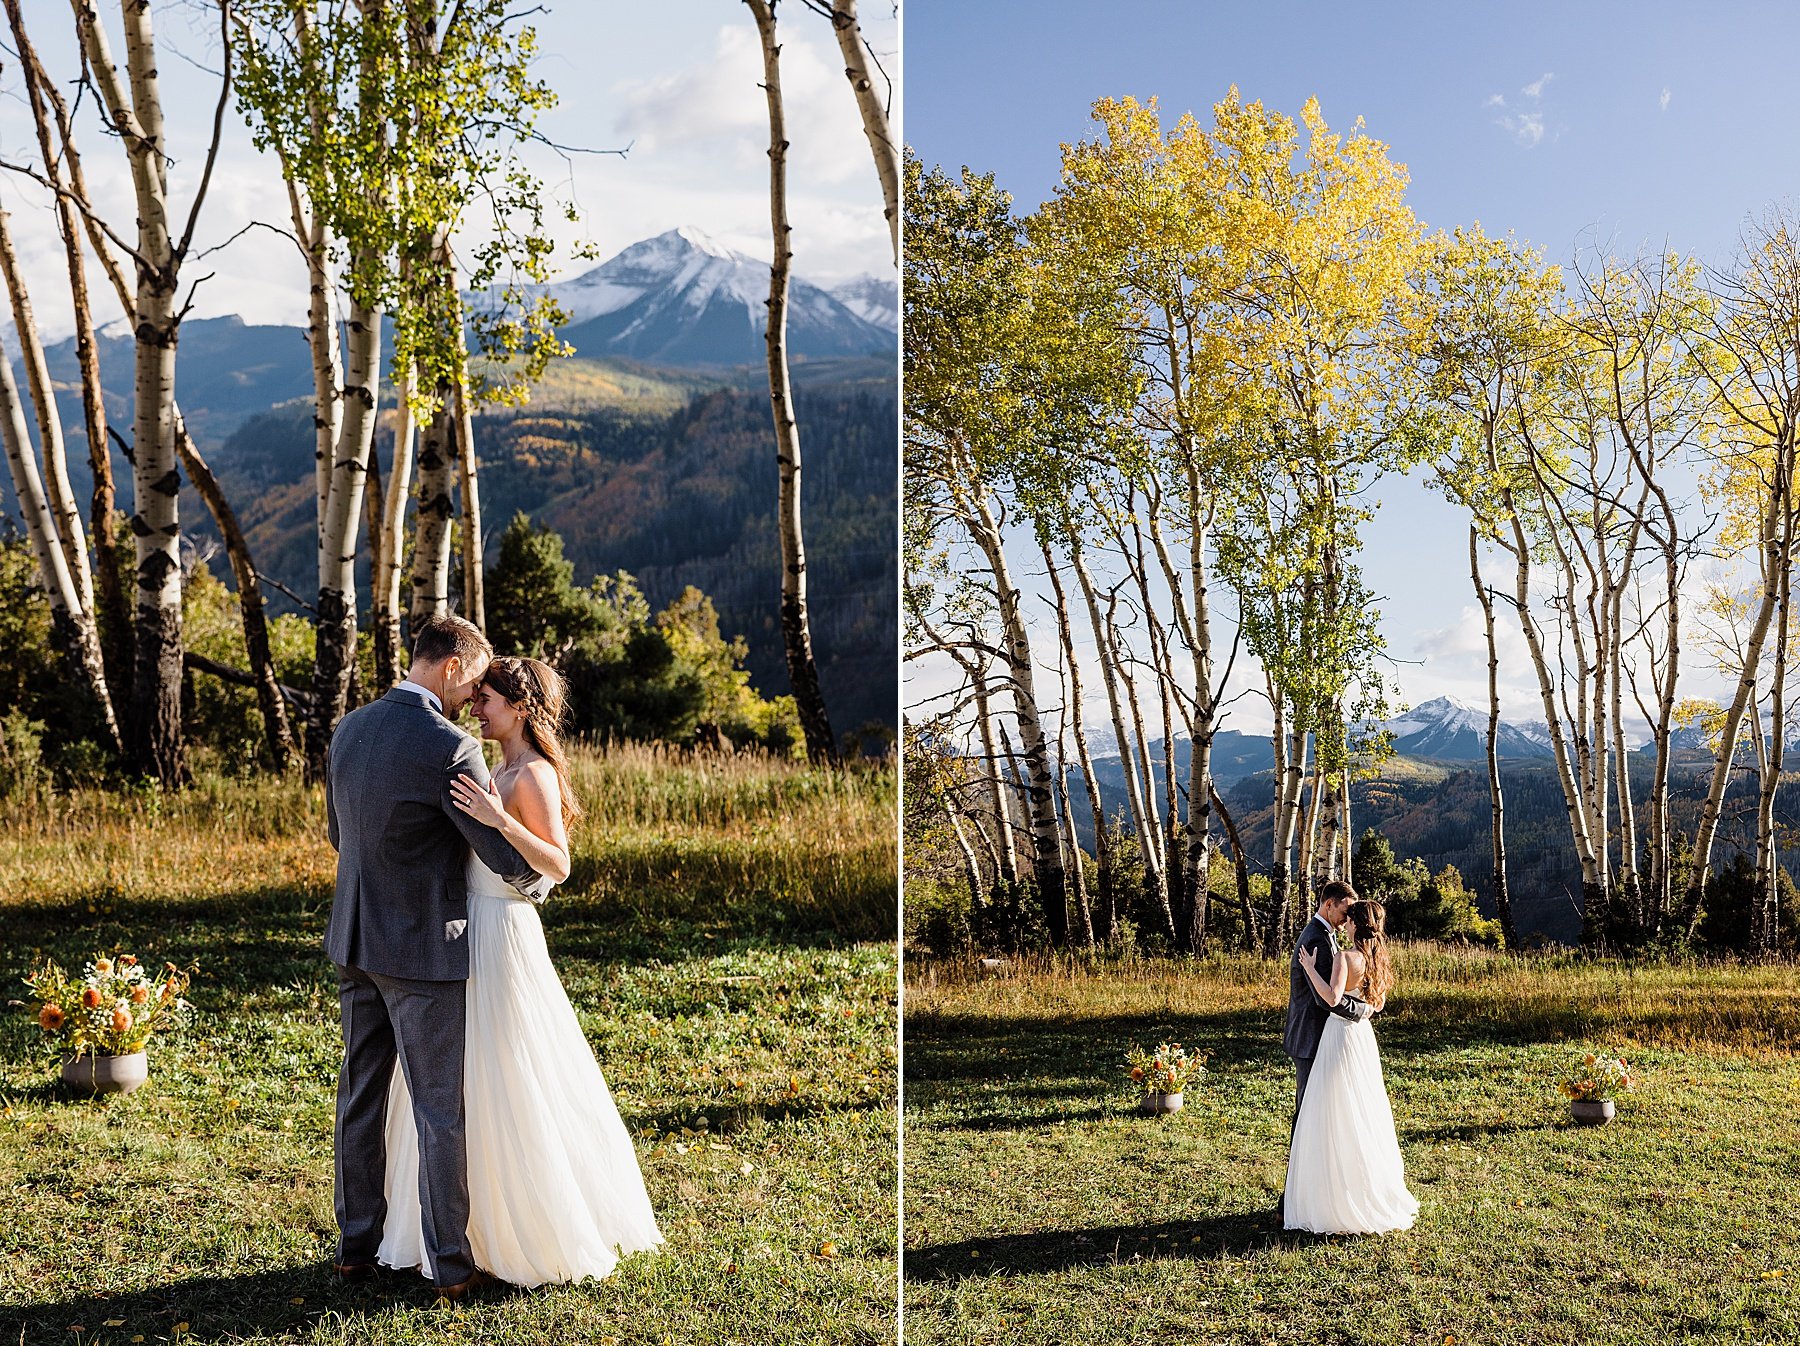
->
465, 852, 546, 901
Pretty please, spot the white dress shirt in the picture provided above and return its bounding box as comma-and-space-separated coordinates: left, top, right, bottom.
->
395, 678, 444, 714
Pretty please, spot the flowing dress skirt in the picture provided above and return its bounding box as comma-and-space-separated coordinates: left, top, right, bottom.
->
1283, 1013, 1419, 1235
379, 867, 664, 1286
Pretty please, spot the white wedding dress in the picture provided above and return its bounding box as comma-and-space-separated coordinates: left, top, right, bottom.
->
378, 853, 664, 1286
1283, 989, 1419, 1236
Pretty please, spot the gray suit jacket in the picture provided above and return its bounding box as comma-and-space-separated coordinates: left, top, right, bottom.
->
1283, 914, 1373, 1061
322, 687, 549, 981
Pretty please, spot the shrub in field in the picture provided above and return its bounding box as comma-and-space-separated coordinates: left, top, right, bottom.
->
1696, 853, 1800, 955
1353, 829, 1502, 946
487, 513, 800, 752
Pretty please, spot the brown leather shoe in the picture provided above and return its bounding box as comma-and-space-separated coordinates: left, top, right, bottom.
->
435, 1268, 494, 1302
333, 1261, 377, 1283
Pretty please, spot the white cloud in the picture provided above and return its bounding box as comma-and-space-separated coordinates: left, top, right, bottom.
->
614, 24, 871, 188
1500, 111, 1546, 147
1, 5, 897, 343
1660, 87, 1672, 112
1489, 70, 1554, 148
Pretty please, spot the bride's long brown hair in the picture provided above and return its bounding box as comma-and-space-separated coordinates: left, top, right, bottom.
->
1347, 899, 1394, 1010
483, 656, 583, 827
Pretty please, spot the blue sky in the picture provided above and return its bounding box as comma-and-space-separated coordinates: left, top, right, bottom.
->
0, 1, 898, 338
906, 0, 1794, 267
905, 0, 1800, 733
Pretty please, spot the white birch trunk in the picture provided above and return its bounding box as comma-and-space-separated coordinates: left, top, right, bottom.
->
105, 0, 186, 782
374, 372, 416, 689
409, 387, 457, 625
827, 0, 898, 265
0, 206, 117, 750
963, 484, 1068, 945
1043, 544, 1115, 941
748, 0, 837, 764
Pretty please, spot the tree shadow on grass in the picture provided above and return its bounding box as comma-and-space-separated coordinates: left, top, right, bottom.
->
905, 1211, 1308, 1283
1403, 1118, 1563, 1145
947, 1103, 1115, 1131
2, 1262, 535, 1346
909, 999, 1609, 1102
908, 1009, 1279, 1084
632, 1094, 894, 1135
0, 888, 876, 999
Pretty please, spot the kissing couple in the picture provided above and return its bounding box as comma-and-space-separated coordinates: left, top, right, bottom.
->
322, 614, 663, 1296
1281, 879, 1419, 1236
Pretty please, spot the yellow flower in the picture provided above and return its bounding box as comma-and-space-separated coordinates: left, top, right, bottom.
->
95, 958, 113, 975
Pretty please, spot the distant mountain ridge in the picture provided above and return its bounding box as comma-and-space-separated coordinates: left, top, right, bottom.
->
19, 227, 894, 454
1366, 695, 1554, 761
4, 227, 898, 743
1078, 695, 1559, 795
503, 226, 895, 367
1060, 694, 1769, 942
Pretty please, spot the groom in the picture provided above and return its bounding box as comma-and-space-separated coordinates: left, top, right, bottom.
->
1278, 879, 1375, 1219
322, 614, 549, 1297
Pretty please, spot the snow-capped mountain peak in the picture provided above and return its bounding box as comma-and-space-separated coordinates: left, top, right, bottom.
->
671, 224, 738, 260
499, 227, 892, 367
1363, 694, 1554, 762
1383, 694, 1482, 735
831, 274, 898, 331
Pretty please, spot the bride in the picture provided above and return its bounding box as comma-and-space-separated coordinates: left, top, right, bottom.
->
378, 656, 664, 1287
1282, 898, 1419, 1236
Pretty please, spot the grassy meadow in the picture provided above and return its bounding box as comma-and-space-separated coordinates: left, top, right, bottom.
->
0, 745, 897, 1346
903, 948, 1800, 1346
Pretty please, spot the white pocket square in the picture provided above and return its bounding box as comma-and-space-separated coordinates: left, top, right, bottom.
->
444, 919, 468, 941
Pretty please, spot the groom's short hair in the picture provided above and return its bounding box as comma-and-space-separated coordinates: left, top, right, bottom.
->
1320, 880, 1357, 905
410, 614, 491, 670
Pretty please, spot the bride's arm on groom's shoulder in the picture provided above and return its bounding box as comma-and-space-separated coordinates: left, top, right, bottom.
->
1298, 938, 1349, 1007
452, 760, 571, 886
440, 737, 551, 899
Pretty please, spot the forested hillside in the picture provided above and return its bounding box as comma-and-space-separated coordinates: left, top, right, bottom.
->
1219, 760, 1800, 944
211, 373, 897, 743
1058, 747, 1800, 945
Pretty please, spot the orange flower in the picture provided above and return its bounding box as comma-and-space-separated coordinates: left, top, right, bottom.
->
1583, 1053, 1597, 1068
111, 1007, 133, 1034
1130, 1066, 1144, 1081
119, 955, 137, 967
39, 1004, 65, 1032
82, 987, 103, 1009
131, 985, 150, 1004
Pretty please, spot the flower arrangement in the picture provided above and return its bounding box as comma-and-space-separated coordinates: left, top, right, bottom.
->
1126, 1041, 1205, 1096
1559, 1050, 1635, 1103
23, 953, 194, 1057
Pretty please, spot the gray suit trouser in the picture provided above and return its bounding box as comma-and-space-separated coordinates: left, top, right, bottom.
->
333, 963, 474, 1286
1291, 1055, 1314, 1136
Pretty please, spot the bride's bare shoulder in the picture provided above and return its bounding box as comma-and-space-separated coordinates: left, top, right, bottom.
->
498, 754, 563, 826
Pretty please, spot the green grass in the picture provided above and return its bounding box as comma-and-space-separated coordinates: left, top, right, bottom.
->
903, 947, 1800, 1345
0, 746, 897, 1345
